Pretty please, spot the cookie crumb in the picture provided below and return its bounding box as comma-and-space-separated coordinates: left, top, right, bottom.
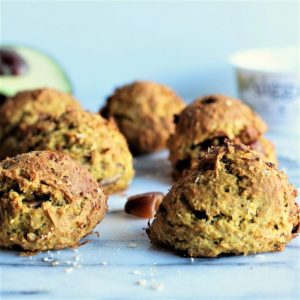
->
64, 267, 74, 273
52, 260, 59, 266
131, 270, 142, 275
137, 279, 147, 286
151, 282, 164, 291
43, 257, 54, 262
127, 242, 137, 248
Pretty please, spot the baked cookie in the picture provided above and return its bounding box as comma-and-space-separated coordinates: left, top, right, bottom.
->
20, 110, 134, 194
0, 151, 107, 251
248, 136, 277, 165
168, 94, 276, 179
0, 88, 81, 159
101, 81, 186, 154
147, 143, 299, 257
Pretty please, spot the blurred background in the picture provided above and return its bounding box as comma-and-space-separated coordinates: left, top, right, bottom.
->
1, 1, 298, 111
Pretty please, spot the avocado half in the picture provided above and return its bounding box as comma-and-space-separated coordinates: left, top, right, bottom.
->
0, 45, 72, 97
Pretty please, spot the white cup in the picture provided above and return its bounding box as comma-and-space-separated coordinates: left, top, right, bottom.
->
230, 47, 300, 157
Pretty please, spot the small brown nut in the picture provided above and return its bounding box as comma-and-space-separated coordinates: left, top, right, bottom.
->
125, 192, 164, 218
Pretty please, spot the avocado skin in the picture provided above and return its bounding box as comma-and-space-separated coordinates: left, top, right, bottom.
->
0, 45, 73, 97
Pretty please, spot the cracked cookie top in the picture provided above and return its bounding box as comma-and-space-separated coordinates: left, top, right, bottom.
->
147, 142, 299, 257
0, 151, 107, 251
20, 110, 134, 194
0, 88, 81, 159
101, 81, 185, 154
167, 94, 269, 178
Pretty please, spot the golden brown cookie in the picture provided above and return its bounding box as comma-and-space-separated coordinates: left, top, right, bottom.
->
248, 136, 277, 165
101, 81, 186, 154
167, 94, 275, 179
0, 88, 82, 159
0, 151, 107, 251
20, 110, 134, 194
147, 142, 299, 257
187, 136, 277, 178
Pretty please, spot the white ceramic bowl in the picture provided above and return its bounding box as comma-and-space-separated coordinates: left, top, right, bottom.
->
230, 47, 300, 138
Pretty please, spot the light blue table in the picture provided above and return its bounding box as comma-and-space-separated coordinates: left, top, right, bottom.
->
0, 149, 299, 300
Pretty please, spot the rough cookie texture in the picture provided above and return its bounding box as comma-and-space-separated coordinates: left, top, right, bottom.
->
147, 143, 299, 257
186, 136, 277, 176
0, 151, 107, 251
20, 110, 134, 194
0, 88, 81, 159
248, 136, 277, 165
101, 81, 186, 154
167, 94, 276, 179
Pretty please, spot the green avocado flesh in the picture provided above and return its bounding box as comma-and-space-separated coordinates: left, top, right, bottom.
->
0, 46, 72, 97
